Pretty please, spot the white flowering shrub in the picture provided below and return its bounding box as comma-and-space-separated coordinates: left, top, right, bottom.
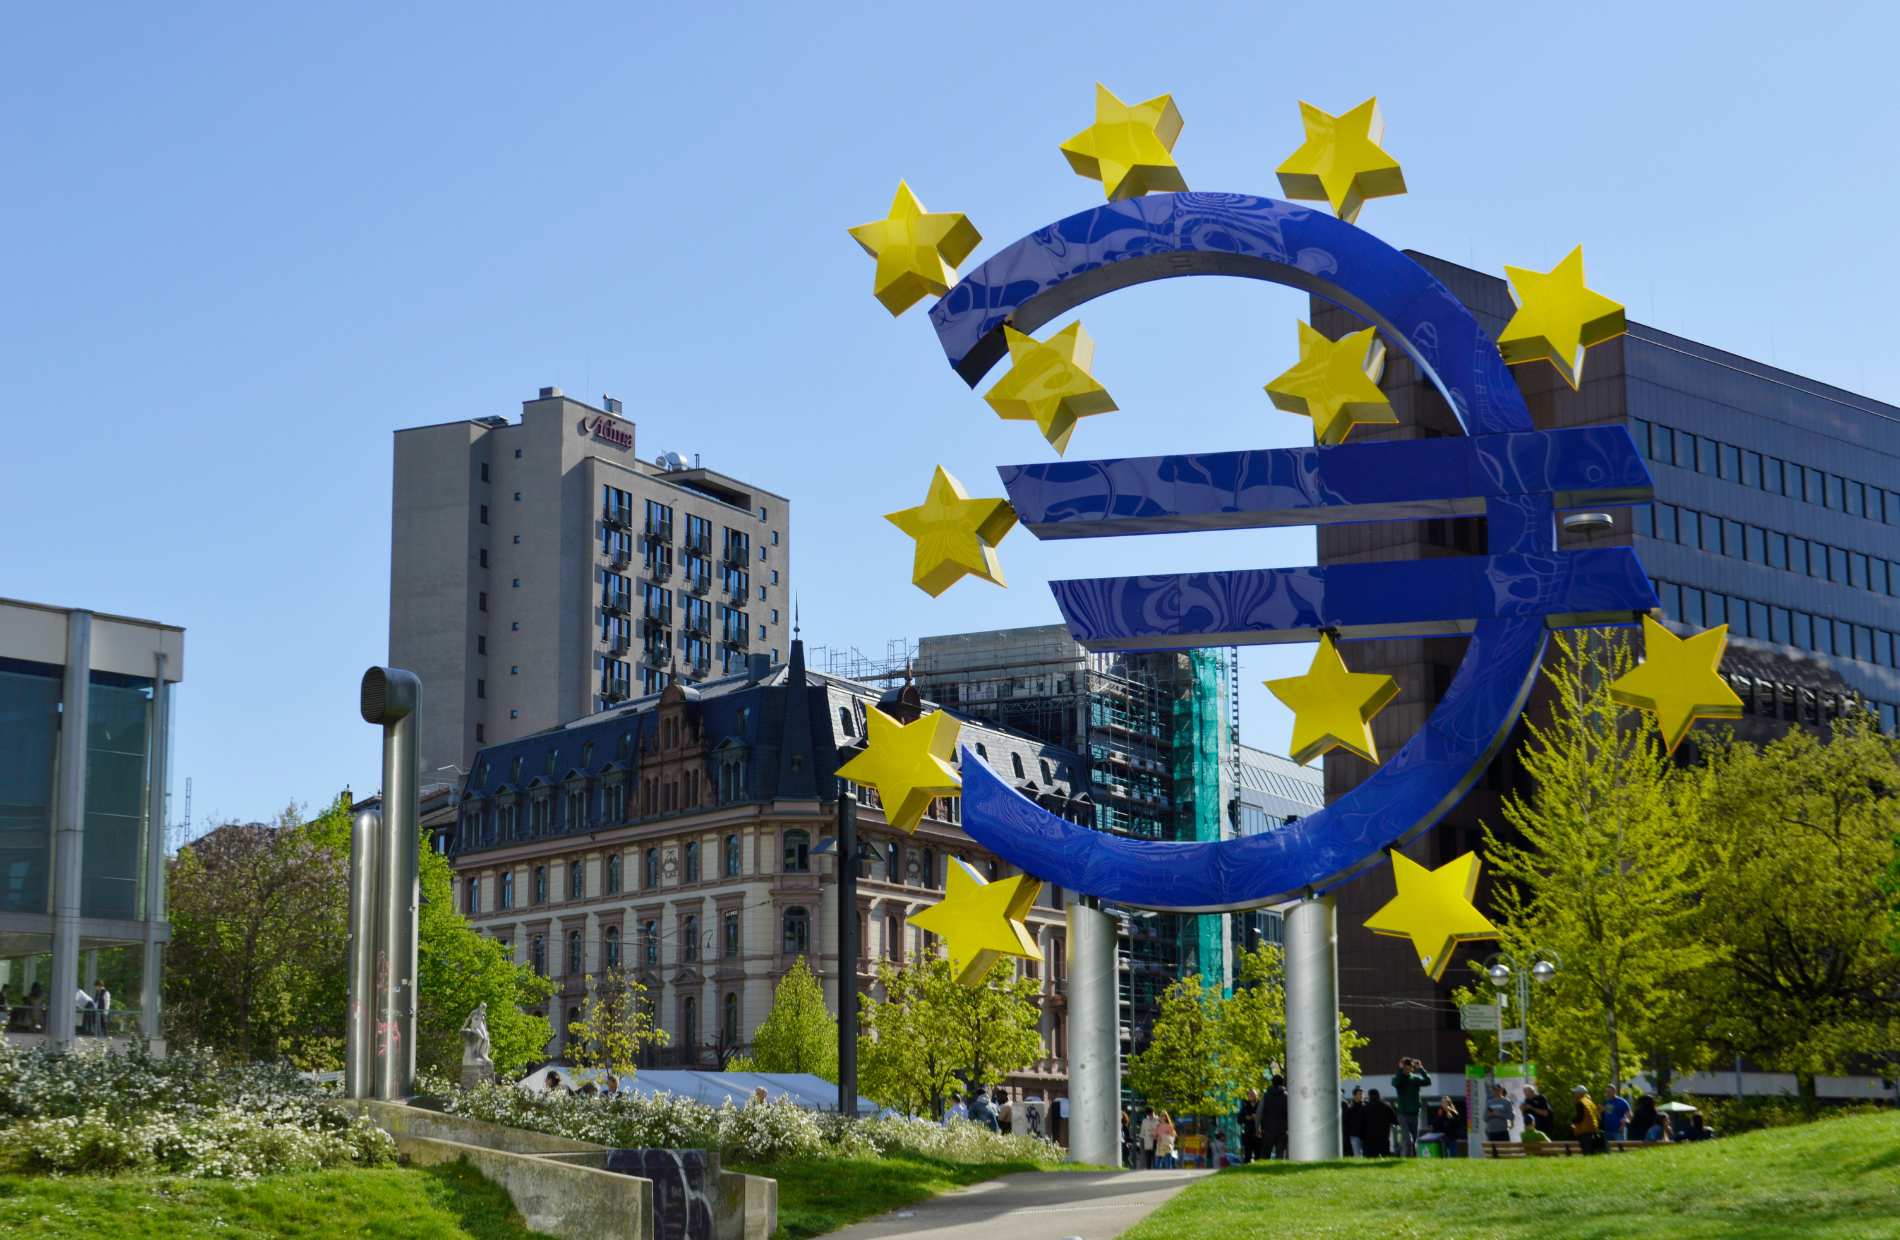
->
0, 1107, 393, 1178
857, 1116, 1064, 1165
712, 1097, 825, 1163
0, 1041, 393, 1178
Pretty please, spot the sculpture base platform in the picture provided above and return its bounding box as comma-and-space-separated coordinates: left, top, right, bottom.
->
461, 1061, 496, 1089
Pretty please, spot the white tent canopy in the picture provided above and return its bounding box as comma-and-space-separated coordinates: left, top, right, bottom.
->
519, 1065, 877, 1116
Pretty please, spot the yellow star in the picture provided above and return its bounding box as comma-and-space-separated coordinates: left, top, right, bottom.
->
1496, 246, 1627, 389
885, 466, 1018, 598
1264, 322, 1398, 445
1275, 98, 1407, 225
1265, 634, 1400, 766
1364, 851, 1498, 980
836, 706, 961, 833
908, 858, 1043, 986
847, 181, 983, 317
983, 322, 1118, 454
1608, 615, 1743, 754
1060, 83, 1187, 202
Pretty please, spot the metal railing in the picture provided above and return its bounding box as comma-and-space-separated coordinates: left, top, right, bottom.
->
603, 503, 633, 529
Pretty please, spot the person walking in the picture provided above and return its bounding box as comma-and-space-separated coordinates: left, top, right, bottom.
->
92, 982, 110, 1036
968, 1090, 998, 1132
1362, 1089, 1397, 1157
1601, 1084, 1631, 1144
1152, 1111, 1178, 1169
1343, 1086, 1366, 1156
73, 986, 95, 1036
1237, 1088, 1260, 1163
1261, 1074, 1290, 1160
1570, 1085, 1601, 1153
1138, 1107, 1158, 1169
1484, 1083, 1515, 1147
1389, 1058, 1432, 1157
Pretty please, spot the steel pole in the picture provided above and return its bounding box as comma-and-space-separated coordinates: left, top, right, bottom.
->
49, 611, 92, 1051
361, 667, 420, 1101
1285, 894, 1341, 1161
140, 652, 170, 1044
1065, 901, 1121, 1166
836, 785, 858, 1116
344, 805, 380, 1099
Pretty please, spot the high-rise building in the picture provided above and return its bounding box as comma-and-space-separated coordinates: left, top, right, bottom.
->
1315, 253, 1900, 1073
390, 388, 793, 785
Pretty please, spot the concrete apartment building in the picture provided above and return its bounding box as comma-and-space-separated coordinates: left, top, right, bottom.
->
390, 388, 793, 786
445, 642, 1088, 1101
1313, 253, 1900, 1075
0, 598, 181, 1049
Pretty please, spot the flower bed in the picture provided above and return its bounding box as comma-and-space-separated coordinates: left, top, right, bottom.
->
441, 1084, 1064, 1165
0, 1042, 393, 1178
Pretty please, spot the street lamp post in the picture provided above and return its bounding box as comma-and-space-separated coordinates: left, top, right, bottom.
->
1483, 950, 1561, 1065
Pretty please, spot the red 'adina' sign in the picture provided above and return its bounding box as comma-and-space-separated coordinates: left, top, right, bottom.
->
588, 415, 632, 448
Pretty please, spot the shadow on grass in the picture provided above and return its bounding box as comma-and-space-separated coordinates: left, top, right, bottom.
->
732, 1154, 1051, 1240
420, 1157, 556, 1240
1222, 1158, 1410, 1177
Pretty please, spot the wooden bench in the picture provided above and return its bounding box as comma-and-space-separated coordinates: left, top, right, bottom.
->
1481, 1140, 1668, 1158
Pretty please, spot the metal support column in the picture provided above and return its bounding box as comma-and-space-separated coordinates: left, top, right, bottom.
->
1065, 900, 1121, 1167
836, 784, 858, 1116
141, 652, 170, 1044
49, 610, 92, 1050
355, 667, 420, 1101
1285, 894, 1340, 1162
344, 804, 381, 1099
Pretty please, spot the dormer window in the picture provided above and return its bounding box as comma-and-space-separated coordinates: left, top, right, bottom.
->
1011, 752, 1025, 779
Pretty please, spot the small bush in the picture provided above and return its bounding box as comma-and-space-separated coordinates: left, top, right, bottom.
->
0, 1107, 393, 1178
1680, 1093, 1893, 1136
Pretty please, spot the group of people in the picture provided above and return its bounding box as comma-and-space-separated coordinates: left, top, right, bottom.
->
0, 981, 111, 1035
1129, 1107, 1181, 1168
1234, 1075, 1290, 1161
1482, 1081, 1714, 1148
539, 1068, 625, 1096
942, 1088, 1015, 1132
1340, 1059, 1446, 1156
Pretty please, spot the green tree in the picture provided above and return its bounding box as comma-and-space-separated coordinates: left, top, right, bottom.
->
1219, 941, 1367, 1093
858, 958, 971, 1116
1128, 974, 1230, 1117
745, 956, 838, 1080
165, 801, 347, 1066
1695, 713, 1900, 1093
565, 966, 665, 1075
1481, 630, 1721, 1094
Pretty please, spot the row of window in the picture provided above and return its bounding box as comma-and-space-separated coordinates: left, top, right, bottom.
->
506, 910, 761, 975
1637, 504, 1898, 596
1653, 578, 1899, 733
1632, 417, 1900, 527
465, 764, 745, 842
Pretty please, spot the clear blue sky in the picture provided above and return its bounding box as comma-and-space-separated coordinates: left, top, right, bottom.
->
4, 2, 1893, 829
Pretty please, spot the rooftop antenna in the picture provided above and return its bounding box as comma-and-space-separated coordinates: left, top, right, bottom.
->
794, 597, 801, 639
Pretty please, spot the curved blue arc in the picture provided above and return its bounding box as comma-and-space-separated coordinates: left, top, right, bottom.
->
929, 191, 1534, 438
958, 620, 1547, 913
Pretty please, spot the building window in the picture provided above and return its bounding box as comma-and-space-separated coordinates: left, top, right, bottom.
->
724, 911, 740, 957
570, 859, 585, 900
783, 906, 810, 955
568, 930, 583, 975
684, 915, 699, 962
1012, 752, 1025, 779
605, 925, 621, 968
644, 920, 659, 967
725, 834, 740, 877
685, 841, 700, 883
480, 505, 489, 525
645, 847, 660, 889
479, 592, 488, 612
532, 935, 547, 976
922, 848, 935, 889
783, 830, 810, 873
534, 866, 547, 904
605, 781, 626, 822
514, 492, 521, 501
683, 997, 699, 1061
606, 854, 622, 894
477, 679, 486, 699
723, 992, 739, 1047
566, 788, 584, 831
887, 914, 904, 962
466, 878, 480, 914
476, 724, 484, 742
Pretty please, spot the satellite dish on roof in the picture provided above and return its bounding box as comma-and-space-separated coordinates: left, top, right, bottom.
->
657, 450, 689, 471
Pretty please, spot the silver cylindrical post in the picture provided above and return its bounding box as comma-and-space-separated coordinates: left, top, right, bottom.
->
49, 611, 93, 1051
362, 667, 421, 1101
1285, 894, 1341, 1161
1065, 902, 1121, 1167
344, 806, 381, 1100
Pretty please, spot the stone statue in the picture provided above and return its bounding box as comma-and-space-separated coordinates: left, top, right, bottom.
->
459, 1003, 495, 1088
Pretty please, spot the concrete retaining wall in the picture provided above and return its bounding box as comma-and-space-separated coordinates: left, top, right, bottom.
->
392, 1131, 651, 1240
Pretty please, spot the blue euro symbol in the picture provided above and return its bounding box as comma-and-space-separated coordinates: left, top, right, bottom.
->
929, 192, 1658, 912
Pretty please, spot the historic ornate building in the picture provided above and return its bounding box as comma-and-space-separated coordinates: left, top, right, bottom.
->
444, 641, 1090, 1097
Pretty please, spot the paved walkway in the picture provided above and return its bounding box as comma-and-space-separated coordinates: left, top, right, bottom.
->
824, 1169, 1212, 1240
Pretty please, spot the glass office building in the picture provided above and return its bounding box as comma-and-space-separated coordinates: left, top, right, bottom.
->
0, 598, 182, 1049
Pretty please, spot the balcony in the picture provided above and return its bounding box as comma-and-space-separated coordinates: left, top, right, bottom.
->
645, 607, 673, 628
721, 628, 751, 650
650, 561, 672, 582
687, 570, 712, 595
602, 681, 631, 703
643, 646, 673, 667
645, 519, 674, 543
722, 543, 749, 567
683, 530, 713, 555
608, 633, 631, 656
603, 503, 633, 529
609, 547, 633, 570
604, 591, 631, 615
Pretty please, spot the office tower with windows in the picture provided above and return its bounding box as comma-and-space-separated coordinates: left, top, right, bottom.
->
1313, 253, 1900, 1074
390, 388, 793, 786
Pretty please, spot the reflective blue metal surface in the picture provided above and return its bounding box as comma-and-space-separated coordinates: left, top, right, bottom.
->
936, 192, 1658, 911
1050, 548, 1655, 651
930, 192, 1535, 437
1003, 426, 1651, 538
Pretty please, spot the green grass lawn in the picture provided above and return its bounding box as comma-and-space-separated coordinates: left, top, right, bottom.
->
0, 1159, 550, 1239
729, 1153, 1058, 1240
1125, 1110, 1900, 1240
